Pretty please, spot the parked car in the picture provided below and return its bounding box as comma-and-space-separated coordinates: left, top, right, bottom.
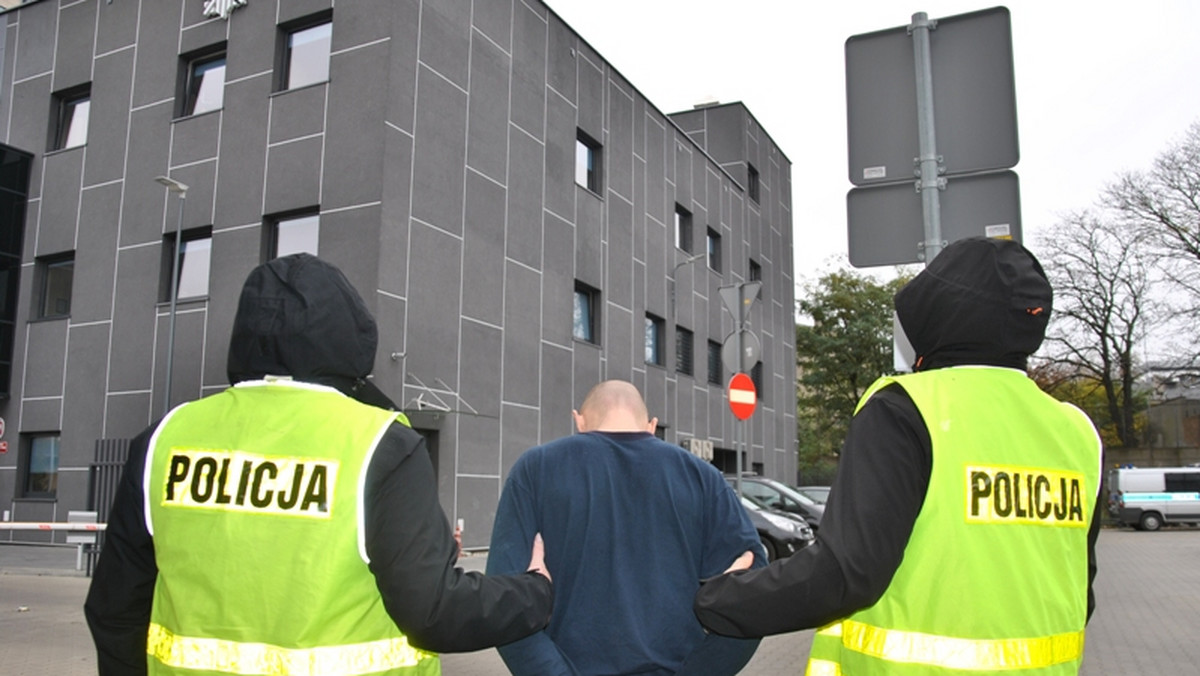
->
795, 485, 830, 505
727, 474, 825, 530
740, 495, 814, 561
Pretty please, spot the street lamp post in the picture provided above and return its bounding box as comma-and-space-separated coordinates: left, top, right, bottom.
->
670, 252, 706, 317
155, 176, 188, 414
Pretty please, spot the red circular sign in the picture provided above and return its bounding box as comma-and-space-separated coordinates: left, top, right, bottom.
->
727, 373, 757, 420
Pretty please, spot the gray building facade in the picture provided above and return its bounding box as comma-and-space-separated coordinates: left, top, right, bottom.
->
0, 0, 795, 549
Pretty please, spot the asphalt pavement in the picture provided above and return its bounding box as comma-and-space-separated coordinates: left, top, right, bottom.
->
2, 527, 1197, 675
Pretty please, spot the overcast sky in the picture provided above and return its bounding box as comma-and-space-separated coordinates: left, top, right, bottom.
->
545, 0, 1200, 284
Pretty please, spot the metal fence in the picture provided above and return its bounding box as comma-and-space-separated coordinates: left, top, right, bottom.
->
84, 438, 130, 574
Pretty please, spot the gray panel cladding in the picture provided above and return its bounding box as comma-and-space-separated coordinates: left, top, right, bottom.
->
576, 57, 603, 141
509, 2, 546, 138
500, 402, 538, 479
323, 41, 388, 211
606, 304, 632, 382
606, 81, 633, 201
539, 342, 573, 442
546, 14, 576, 103
462, 171, 506, 327
203, 226, 262, 388
505, 127, 543, 269
502, 261, 540, 407
73, 182, 122, 325
21, 397, 62, 434
541, 211, 573, 347
84, 48, 135, 187
224, 0, 275, 82
379, 130, 413, 298
411, 66, 466, 236
419, 0, 471, 90
466, 33, 511, 185
132, 1, 184, 109
457, 413, 501, 477
179, 13, 229, 56
96, 0, 140, 55
62, 323, 112, 445
214, 75, 270, 231
459, 317, 502, 419
52, 0, 96, 91
472, 0, 512, 52
574, 191, 602, 288
544, 92, 575, 220
170, 112, 221, 169
12, 0, 55, 82
384, 1, 420, 136
264, 134, 322, 215
37, 151, 82, 255
606, 196, 632, 312
156, 304, 208, 412
405, 222, 463, 389
268, 84, 327, 145
644, 115, 665, 227
278, 0, 333, 26
108, 245, 164, 393
120, 105, 173, 248
23, 318, 67, 398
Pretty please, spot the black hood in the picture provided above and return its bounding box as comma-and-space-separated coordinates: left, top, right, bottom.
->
227, 253, 397, 408
894, 237, 1052, 372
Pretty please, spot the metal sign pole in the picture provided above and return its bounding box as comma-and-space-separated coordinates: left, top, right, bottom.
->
911, 12, 943, 263
735, 302, 744, 497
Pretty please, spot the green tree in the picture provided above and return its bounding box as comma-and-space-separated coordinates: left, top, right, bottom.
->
795, 269, 911, 479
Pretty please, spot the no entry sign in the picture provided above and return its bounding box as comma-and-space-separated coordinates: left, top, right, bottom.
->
727, 373, 757, 420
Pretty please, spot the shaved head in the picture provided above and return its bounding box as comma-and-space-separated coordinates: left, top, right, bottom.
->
573, 380, 656, 433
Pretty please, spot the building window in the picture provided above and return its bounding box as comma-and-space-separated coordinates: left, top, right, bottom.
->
707, 340, 722, 385
269, 211, 320, 259
676, 326, 694, 376
751, 361, 764, 403
707, 228, 722, 272
181, 49, 226, 116
22, 434, 60, 498
573, 282, 599, 344
675, 204, 693, 253
51, 87, 90, 151
576, 130, 602, 193
747, 163, 760, 203
35, 254, 74, 319
164, 229, 213, 301
645, 313, 665, 366
749, 258, 763, 300
281, 17, 332, 91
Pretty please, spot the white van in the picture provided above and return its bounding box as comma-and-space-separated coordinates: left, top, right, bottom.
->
1109, 466, 1200, 531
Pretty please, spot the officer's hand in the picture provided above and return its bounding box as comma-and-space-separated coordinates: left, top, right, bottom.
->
527, 533, 551, 583
723, 550, 755, 573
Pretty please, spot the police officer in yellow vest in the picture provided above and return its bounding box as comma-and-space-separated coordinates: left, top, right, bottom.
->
695, 237, 1103, 675
86, 254, 553, 675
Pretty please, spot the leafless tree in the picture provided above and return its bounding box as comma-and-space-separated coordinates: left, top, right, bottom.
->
1036, 212, 1164, 447
1104, 121, 1200, 353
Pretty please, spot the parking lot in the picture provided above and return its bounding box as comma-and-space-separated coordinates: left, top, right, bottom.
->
2, 527, 1197, 675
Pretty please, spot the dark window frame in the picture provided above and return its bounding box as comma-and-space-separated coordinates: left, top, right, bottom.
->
747, 163, 760, 203
34, 252, 74, 319
575, 129, 603, 194
751, 361, 764, 404
264, 208, 321, 261
178, 44, 228, 117
573, 281, 600, 345
707, 340, 722, 385
162, 226, 214, 302
675, 326, 694, 376
645, 313, 665, 367
675, 204, 693, 253
707, 227, 722, 273
49, 85, 91, 152
277, 12, 334, 92
20, 432, 61, 499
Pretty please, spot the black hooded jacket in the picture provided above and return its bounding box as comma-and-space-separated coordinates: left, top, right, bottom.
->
694, 237, 1101, 637
85, 254, 552, 674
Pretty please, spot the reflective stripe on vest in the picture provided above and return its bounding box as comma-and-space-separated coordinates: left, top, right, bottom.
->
148, 622, 436, 676
827, 619, 1085, 671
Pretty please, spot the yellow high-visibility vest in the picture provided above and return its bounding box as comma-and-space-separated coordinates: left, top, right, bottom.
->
807, 367, 1101, 675
146, 379, 439, 675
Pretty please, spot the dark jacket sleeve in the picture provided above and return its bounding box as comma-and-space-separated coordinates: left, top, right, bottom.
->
695, 385, 931, 636
84, 426, 159, 676
364, 423, 553, 652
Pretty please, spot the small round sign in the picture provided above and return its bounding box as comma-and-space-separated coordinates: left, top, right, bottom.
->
727, 373, 757, 421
